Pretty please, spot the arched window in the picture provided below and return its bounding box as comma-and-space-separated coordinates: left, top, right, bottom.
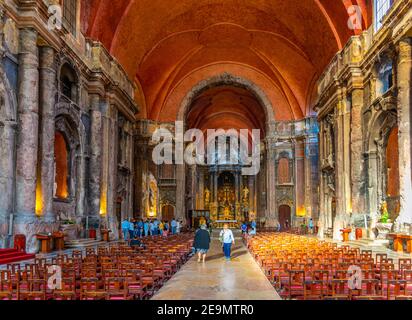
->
374, 0, 393, 31
54, 131, 69, 199
278, 157, 290, 184
378, 61, 393, 94
60, 63, 78, 102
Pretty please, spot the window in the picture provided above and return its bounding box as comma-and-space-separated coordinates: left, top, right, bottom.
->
63, 0, 77, 36
378, 60, 393, 94
60, 63, 78, 102
375, 0, 393, 31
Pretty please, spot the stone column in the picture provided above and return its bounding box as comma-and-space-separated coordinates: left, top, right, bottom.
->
197, 169, 204, 209
295, 139, 305, 224
213, 171, 218, 203
14, 28, 39, 252
248, 175, 255, 216
396, 38, 412, 225
265, 137, 277, 226
317, 120, 328, 237
88, 94, 103, 225
99, 102, 110, 226
333, 92, 352, 240
175, 163, 185, 222
106, 107, 118, 239
38, 45, 57, 222
0, 121, 17, 247
134, 136, 148, 218
350, 83, 365, 217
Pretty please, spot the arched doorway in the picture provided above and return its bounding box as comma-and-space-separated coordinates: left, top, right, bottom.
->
386, 126, 400, 220
278, 205, 291, 230
176, 75, 272, 225
54, 131, 69, 200
162, 205, 175, 222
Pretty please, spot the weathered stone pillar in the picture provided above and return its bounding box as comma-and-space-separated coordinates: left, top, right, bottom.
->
265, 137, 277, 227
38, 45, 57, 222
14, 28, 39, 252
197, 169, 204, 209
88, 94, 103, 224
350, 81, 365, 217
213, 171, 218, 203
333, 91, 352, 240
106, 106, 118, 238
0, 121, 17, 247
175, 163, 186, 222
295, 139, 305, 224
396, 38, 412, 225
134, 136, 149, 218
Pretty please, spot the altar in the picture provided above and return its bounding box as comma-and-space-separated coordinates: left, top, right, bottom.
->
201, 166, 252, 228
214, 220, 238, 229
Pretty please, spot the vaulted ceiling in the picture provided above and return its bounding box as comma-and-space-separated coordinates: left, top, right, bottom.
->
82, 0, 371, 126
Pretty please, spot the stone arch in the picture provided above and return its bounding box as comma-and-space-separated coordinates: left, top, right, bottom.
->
177, 73, 275, 132
370, 47, 396, 99
57, 57, 81, 104
175, 73, 274, 222
365, 101, 397, 227
53, 110, 84, 219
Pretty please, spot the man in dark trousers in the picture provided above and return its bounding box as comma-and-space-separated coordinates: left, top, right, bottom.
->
193, 224, 211, 263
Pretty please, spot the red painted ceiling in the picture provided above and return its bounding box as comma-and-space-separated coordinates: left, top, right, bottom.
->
83, 0, 371, 128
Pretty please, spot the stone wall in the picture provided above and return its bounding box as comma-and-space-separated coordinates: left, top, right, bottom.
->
315, 0, 412, 239
0, 1, 137, 251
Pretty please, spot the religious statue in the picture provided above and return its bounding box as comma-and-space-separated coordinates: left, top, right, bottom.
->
199, 216, 206, 226
242, 186, 249, 204
223, 206, 231, 220
204, 188, 211, 207
380, 201, 389, 223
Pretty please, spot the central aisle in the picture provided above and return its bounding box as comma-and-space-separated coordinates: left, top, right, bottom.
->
152, 235, 281, 300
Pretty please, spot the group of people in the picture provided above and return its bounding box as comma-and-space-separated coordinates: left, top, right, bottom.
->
273, 218, 315, 233
241, 220, 257, 236
121, 218, 183, 241
193, 223, 236, 263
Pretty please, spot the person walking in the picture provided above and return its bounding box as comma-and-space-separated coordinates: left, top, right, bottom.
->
251, 219, 257, 234
241, 222, 247, 235
149, 220, 154, 236
143, 220, 149, 237
194, 224, 211, 263
309, 218, 314, 234
285, 219, 290, 230
171, 218, 177, 235
219, 224, 235, 261
159, 220, 164, 235
137, 219, 143, 238
121, 218, 130, 241
176, 220, 181, 234
128, 219, 135, 240
153, 219, 159, 236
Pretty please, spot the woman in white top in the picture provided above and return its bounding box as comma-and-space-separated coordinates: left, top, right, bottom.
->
219, 224, 235, 261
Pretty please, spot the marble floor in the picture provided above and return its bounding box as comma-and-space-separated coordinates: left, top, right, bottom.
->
152, 237, 281, 300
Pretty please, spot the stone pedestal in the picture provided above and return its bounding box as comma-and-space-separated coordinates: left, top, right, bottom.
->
376, 222, 393, 240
